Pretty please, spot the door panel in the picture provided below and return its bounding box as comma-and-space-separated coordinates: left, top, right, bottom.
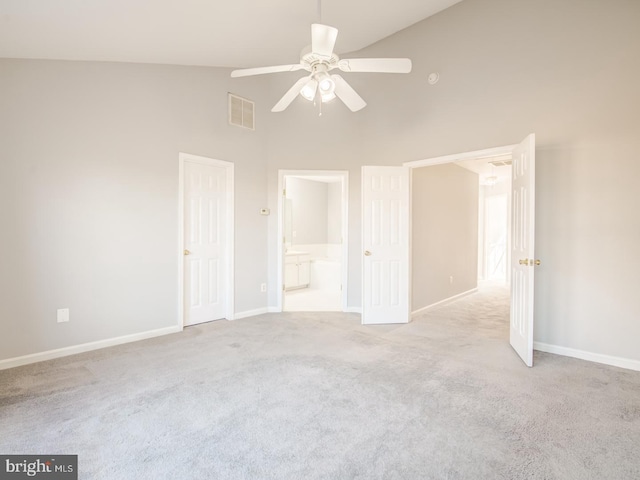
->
184, 162, 227, 325
510, 134, 536, 366
362, 166, 410, 324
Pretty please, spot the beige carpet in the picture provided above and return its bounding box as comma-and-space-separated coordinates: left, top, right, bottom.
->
1, 284, 639, 479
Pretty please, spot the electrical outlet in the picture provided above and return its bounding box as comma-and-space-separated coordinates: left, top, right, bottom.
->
260, 283, 267, 293
57, 308, 70, 323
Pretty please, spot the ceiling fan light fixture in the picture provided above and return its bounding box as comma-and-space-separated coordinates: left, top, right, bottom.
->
321, 91, 336, 102
232, 21, 412, 113
316, 72, 335, 94
300, 78, 318, 101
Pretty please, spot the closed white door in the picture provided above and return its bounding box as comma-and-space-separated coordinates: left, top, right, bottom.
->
510, 134, 536, 366
362, 166, 410, 324
184, 161, 227, 325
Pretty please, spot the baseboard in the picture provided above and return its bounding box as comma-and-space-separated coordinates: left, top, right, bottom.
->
0, 325, 182, 371
233, 307, 269, 320
411, 288, 478, 317
267, 306, 280, 313
534, 342, 640, 372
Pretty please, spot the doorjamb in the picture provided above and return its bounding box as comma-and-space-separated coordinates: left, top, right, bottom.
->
276, 170, 349, 312
403, 144, 518, 170
178, 152, 235, 329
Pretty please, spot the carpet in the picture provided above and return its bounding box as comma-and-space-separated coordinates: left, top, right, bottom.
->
1, 284, 639, 479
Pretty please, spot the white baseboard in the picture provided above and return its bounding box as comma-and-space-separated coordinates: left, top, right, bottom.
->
345, 306, 362, 314
0, 325, 182, 371
267, 306, 280, 313
233, 307, 269, 320
411, 288, 478, 317
534, 342, 640, 372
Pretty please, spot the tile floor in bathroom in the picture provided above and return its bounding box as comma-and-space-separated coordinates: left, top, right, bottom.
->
283, 288, 342, 311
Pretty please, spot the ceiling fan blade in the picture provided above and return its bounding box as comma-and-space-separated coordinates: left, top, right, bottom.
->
332, 75, 367, 112
272, 76, 311, 112
338, 58, 412, 74
231, 64, 304, 78
311, 23, 338, 57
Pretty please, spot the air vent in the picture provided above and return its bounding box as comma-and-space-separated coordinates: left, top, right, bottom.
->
489, 160, 512, 167
228, 93, 255, 130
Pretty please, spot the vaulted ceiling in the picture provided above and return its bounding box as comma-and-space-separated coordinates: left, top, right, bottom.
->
0, 0, 462, 67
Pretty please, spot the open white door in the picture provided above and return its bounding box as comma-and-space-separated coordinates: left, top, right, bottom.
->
510, 134, 536, 366
362, 166, 410, 324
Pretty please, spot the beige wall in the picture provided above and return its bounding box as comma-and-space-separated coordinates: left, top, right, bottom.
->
2, 0, 639, 366
412, 164, 479, 310
0, 59, 270, 360
266, 0, 640, 363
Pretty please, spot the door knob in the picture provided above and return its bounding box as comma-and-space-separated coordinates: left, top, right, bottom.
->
534, 259, 541, 266
364, 250, 372, 256
519, 259, 529, 266
184, 249, 191, 256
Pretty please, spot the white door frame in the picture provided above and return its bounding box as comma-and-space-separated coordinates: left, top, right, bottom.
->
178, 152, 234, 329
404, 144, 519, 170
276, 170, 349, 312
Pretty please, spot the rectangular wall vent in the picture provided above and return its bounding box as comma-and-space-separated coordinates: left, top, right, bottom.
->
489, 160, 512, 167
228, 93, 255, 130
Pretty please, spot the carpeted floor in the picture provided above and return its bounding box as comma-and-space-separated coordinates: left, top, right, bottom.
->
1, 284, 639, 479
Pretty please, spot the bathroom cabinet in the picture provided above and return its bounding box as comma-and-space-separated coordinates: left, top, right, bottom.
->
285, 253, 310, 290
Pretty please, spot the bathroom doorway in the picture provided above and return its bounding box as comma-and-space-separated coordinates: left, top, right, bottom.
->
277, 170, 349, 312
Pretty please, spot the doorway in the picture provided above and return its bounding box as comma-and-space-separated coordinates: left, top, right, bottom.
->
399, 134, 536, 366
178, 153, 234, 327
412, 158, 511, 304
277, 170, 349, 312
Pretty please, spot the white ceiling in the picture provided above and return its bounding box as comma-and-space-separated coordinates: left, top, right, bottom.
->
0, 0, 462, 68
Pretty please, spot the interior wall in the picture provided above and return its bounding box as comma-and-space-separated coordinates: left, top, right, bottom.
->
286, 177, 328, 245
327, 182, 342, 244
348, 0, 640, 362
0, 59, 270, 361
412, 164, 479, 310
264, 89, 364, 308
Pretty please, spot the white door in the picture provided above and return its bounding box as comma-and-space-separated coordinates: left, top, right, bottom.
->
510, 134, 536, 366
184, 161, 228, 326
362, 166, 410, 324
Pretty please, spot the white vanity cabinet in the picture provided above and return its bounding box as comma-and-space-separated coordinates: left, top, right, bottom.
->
285, 252, 310, 290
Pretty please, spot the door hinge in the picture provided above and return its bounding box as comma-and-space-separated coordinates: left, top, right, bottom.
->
282, 284, 285, 292
283, 189, 287, 197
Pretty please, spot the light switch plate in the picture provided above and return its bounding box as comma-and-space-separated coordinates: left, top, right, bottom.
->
57, 308, 70, 323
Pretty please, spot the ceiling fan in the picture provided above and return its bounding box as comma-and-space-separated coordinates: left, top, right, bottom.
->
230, 23, 412, 113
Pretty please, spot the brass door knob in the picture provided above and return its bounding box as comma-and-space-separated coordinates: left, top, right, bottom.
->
364, 250, 372, 256
535, 259, 541, 266
519, 258, 529, 266
184, 249, 191, 256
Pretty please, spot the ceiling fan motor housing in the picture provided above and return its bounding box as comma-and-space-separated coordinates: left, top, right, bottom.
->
300, 46, 339, 71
